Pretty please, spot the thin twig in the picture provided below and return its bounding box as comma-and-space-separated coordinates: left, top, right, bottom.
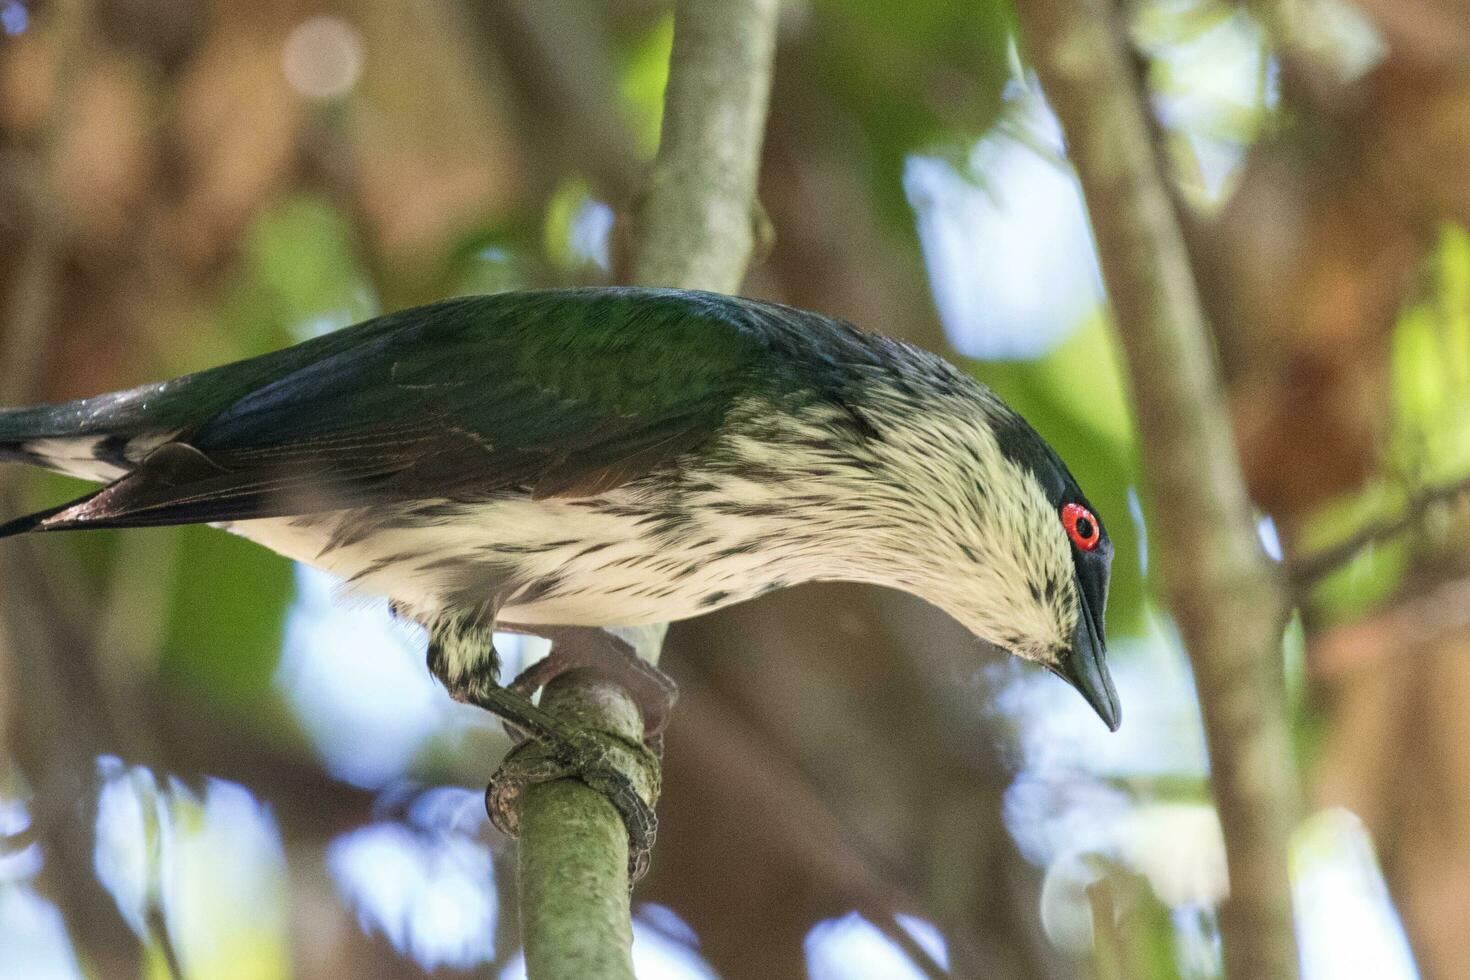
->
1289, 474, 1470, 592
1015, 0, 1303, 977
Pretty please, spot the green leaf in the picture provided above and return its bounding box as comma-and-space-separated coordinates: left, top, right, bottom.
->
159, 525, 296, 721
617, 13, 674, 160
1301, 484, 1411, 622
245, 194, 377, 333
1033, 310, 1137, 448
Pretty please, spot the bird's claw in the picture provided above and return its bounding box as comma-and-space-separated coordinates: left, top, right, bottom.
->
486, 726, 660, 882
504, 625, 679, 741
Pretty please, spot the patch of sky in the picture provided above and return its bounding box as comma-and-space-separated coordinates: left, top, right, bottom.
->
1295, 809, 1419, 980
295, 305, 368, 341
1172, 905, 1223, 980
998, 622, 1209, 790
276, 565, 549, 788
0, 888, 80, 980
997, 604, 1419, 979
1, 1, 26, 37
1127, 486, 1150, 577
0, 793, 81, 980
0, 797, 40, 884
996, 610, 1224, 976
908, 1, 1285, 364
276, 565, 451, 787
569, 198, 615, 274
638, 902, 701, 948
1139, 1, 1274, 202
545, 179, 615, 275
804, 911, 948, 980
905, 81, 1102, 361
93, 758, 165, 939
328, 809, 497, 972
1259, 514, 1284, 561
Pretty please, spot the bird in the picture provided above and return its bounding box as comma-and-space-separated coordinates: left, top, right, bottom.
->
0, 286, 1117, 864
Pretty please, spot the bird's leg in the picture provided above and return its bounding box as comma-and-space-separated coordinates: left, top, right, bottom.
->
426, 623, 658, 879
500, 624, 679, 747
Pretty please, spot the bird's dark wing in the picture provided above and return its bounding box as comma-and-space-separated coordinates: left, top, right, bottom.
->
27, 288, 826, 532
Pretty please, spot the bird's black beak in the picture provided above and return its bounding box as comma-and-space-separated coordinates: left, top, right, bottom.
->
1058, 590, 1121, 731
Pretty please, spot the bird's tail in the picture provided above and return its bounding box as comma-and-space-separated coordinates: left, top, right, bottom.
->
0, 498, 86, 539
0, 396, 178, 539
0, 403, 136, 479
0, 405, 45, 462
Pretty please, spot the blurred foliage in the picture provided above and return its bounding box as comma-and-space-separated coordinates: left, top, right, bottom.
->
1391, 225, 1470, 484
1304, 224, 1470, 624
160, 527, 295, 717
160, 192, 378, 729
242, 195, 378, 338
807, 0, 1016, 226
616, 12, 674, 159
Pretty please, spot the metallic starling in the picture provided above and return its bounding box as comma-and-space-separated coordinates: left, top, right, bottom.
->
0, 287, 1118, 860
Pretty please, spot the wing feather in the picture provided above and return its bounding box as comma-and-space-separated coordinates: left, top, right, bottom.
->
31, 289, 796, 531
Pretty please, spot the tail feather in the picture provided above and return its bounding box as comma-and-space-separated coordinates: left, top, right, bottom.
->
0, 403, 158, 537
0, 400, 171, 482
0, 495, 98, 540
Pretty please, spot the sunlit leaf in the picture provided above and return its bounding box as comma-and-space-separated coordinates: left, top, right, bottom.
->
163, 780, 291, 980
617, 13, 674, 159
1034, 311, 1136, 449
244, 193, 378, 338
329, 822, 497, 971
1297, 480, 1413, 621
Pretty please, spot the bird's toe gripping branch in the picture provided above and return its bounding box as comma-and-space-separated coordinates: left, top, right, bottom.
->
487, 721, 661, 881
502, 624, 679, 744
463, 672, 663, 882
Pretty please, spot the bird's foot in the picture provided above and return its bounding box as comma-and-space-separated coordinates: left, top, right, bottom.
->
487, 723, 659, 881
450, 674, 660, 881
503, 625, 679, 746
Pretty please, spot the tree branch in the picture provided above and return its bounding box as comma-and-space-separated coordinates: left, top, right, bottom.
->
631, 0, 778, 293
1288, 473, 1470, 593
517, 672, 660, 979
1015, 2, 1303, 978
512, 1, 778, 976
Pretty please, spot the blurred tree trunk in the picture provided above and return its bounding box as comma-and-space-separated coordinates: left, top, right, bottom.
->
1017, 0, 1303, 977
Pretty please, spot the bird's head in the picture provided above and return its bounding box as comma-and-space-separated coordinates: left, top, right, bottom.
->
855, 368, 1120, 731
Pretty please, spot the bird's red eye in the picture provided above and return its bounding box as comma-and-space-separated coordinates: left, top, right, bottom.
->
1062, 502, 1100, 551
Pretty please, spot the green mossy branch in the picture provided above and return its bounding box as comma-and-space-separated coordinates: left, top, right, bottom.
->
511, 1, 779, 977
518, 672, 661, 980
